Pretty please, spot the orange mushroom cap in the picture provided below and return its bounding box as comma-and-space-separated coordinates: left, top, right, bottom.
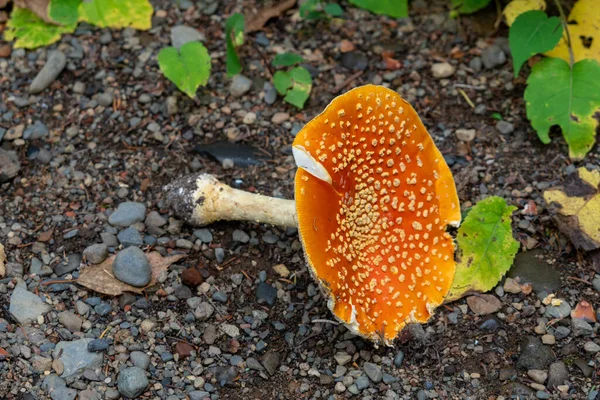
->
292, 85, 460, 344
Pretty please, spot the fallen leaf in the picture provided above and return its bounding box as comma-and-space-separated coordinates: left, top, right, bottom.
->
381, 51, 401, 70
571, 300, 597, 322
545, 0, 600, 63
543, 167, 600, 251
77, 251, 185, 296
0, 242, 5, 278
503, 0, 546, 26
13, 0, 54, 24
245, 0, 296, 33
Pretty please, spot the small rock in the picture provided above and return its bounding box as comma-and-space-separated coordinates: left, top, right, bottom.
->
230, 75, 252, 97
171, 25, 205, 49
481, 45, 506, 69
527, 369, 548, 384
118, 367, 148, 398
363, 362, 383, 383
109, 202, 146, 227
544, 300, 571, 319
256, 282, 277, 305
584, 341, 600, 353
130, 351, 150, 370
496, 120, 514, 134
271, 112, 290, 124
29, 51, 67, 94
23, 121, 49, 140
340, 51, 368, 71
9, 282, 51, 324
53, 339, 104, 377
221, 324, 239, 337
83, 244, 109, 264
517, 336, 555, 370
335, 382, 346, 393
112, 247, 151, 287
272, 264, 290, 277
0, 149, 21, 183
394, 351, 404, 367
203, 325, 217, 344
547, 362, 568, 388
466, 294, 502, 315
182, 267, 204, 287
58, 311, 82, 333
87, 339, 109, 352
554, 326, 570, 340
263, 82, 277, 105
261, 351, 281, 375
431, 62, 455, 78
232, 230, 250, 243
572, 318, 593, 337
194, 229, 213, 243
97, 92, 113, 107
503, 277, 522, 294
541, 334, 555, 345
334, 352, 352, 366
456, 129, 476, 142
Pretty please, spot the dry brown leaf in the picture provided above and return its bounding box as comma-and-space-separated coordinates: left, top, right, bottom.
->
245, 0, 296, 33
14, 0, 57, 24
0, 242, 5, 278
77, 251, 185, 296
571, 300, 597, 323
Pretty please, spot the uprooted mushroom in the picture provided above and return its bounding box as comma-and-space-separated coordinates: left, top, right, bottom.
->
165, 85, 461, 345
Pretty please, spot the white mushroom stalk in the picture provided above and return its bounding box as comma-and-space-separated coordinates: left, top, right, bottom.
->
164, 174, 297, 228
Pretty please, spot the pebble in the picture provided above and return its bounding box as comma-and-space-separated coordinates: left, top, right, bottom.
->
9, 282, 51, 324
130, 351, 150, 370
469, 57, 482, 72
261, 351, 281, 375
583, 341, 600, 353
271, 112, 290, 124
466, 294, 501, 315
481, 45, 506, 69
393, 351, 404, 367
112, 247, 152, 287
243, 112, 257, 124
496, 120, 514, 134
118, 367, 149, 398
256, 282, 277, 305
263, 82, 277, 104
517, 336, 555, 370
23, 121, 49, 140
29, 51, 67, 94
87, 339, 109, 352
58, 311, 82, 333
554, 326, 570, 340
0, 148, 21, 183
221, 324, 239, 337
544, 300, 571, 319
431, 62, 455, 78
541, 334, 555, 345
335, 381, 346, 393
272, 264, 290, 277
83, 243, 109, 264
572, 318, 593, 337
334, 352, 352, 366
592, 275, 600, 292
230, 75, 253, 97
97, 92, 113, 107
363, 362, 383, 383
455, 128, 476, 142
232, 229, 250, 243
340, 51, 368, 71
53, 339, 104, 377
547, 362, 568, 388
527, 369, 548, 384
109, 202, 146, 227
171, 25, 205, 49
503, 277, 522, 294
193, 229, 213, 243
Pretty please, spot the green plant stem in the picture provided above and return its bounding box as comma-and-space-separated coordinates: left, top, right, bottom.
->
552, 0, 574, 69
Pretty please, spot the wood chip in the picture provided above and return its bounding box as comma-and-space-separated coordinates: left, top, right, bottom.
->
245, 0, 296, 33
0, 242, 5, 278
77, 251, 185, 296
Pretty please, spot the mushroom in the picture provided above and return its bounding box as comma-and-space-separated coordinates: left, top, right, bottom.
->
165, 85, 460, 345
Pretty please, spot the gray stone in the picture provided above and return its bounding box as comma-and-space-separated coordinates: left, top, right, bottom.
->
189, 391, 210, 400
507, 250, 561, 294
130, 351, 150, 370
355, 375, 370, 390
363, 362, 382, 383
431, 62, 455, 78
117, 227, 144, 247
547, 362, 568, 388
58, 311, 82, 333
232, 229, 250, 243
230, 75, 252, 97
261, 351, 281, 375
481, 45, 506, 69
496, 120, 514, 134
50, 387, 77, 400
593, 274, 600, 292
87, 339, 109, 352
469, 57, 482, 72
171, 25, 205, 49
584, 341, 600, 353
572, 318, 593, 337
263, 82, 277, 105
256, 282, 277, 305
118, 367, 148, 398
53, 339, 104, 377
544, 300, 571, 319
97, 92, 113, 107
9, 282, 51, 324
194, 302, 214, 321
83, 244, 109, 264
517, 336, 555, 370
29, 51, 67, 94
31, 355, 53, 373
109, 202, 146, 227
0, 148, 20, 183
23, 121, 49, 140
112, 247, 151, 287
554, 326, 570, 340
393, 350, 404, 367
194, 229, 213, 243
37, 148, 53, 164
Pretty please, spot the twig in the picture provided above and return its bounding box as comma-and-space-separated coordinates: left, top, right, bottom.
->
453, 83, 485, 91
311, 319, 339, 325
552, 0, 575, 69
458, 88, 475, 109
567, 276, 591, 285
333, 71, 364, 94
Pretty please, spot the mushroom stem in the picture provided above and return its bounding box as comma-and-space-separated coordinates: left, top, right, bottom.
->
164, 173, 297, 228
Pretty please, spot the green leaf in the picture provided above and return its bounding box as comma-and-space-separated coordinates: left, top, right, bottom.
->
225, 13, 244, 77
509, 10, 562, 77
4, 7, 77, 49
324, 3, 344, 16
273, 52, 304, 67
78, 0, 153, 30
49, 0, 81, 25
158, 41, 211, 98
450, 0, 491, 14
446, 196, 519, 302
273, 71, 292, 95
349, 0, 408, 18
284, 67, 312, 109
300, 0, 323, 19
525, 58, 600, 160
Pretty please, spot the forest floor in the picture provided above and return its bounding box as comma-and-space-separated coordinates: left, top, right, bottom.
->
0, 0, 599, 399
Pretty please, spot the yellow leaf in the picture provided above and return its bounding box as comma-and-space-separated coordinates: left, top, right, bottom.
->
545, 0, 600, 62
503, 0, 546, 26
543, 167, 600, 251
78, 0, 153, 30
